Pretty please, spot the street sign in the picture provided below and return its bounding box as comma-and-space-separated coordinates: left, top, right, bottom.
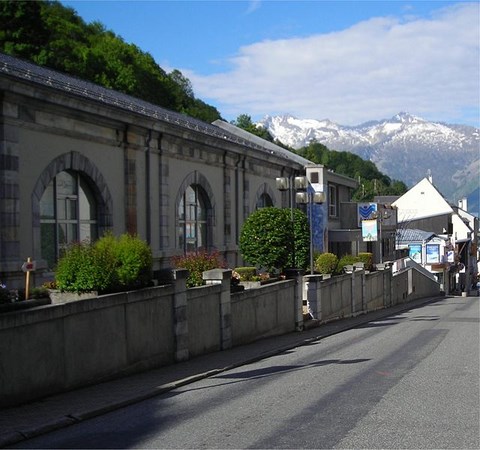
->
21, 260, 36, 272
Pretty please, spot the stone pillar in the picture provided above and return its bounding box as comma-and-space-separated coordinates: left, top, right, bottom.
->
122, 127, 137, 235
0, 106, 21, 280
350, 270, 356, 316
354, 264, 366, 313
172, 269, 189, 362
203, 268, 232, 350
285, 269, 306, 330
304, 274, 322, 321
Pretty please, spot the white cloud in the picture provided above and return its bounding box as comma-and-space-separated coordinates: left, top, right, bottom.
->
187, 3, 479, 126
245, 0, 261, 15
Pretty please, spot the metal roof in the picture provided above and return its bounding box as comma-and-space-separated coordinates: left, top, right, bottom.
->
213, 120, 312, 167
0, 52, 297, 163
396, 228, 439, 244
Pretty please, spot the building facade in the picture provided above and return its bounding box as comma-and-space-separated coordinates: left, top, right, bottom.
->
1, 53, 361, 289
392, 176, 479, 293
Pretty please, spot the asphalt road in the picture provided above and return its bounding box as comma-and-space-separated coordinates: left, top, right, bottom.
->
12, 295, 479, 449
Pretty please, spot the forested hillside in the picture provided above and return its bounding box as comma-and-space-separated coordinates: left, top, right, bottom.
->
296, 141, 408, 200
0, 0, 222, 123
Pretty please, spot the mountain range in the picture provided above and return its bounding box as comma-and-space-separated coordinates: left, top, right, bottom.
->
258, 112, 479, 214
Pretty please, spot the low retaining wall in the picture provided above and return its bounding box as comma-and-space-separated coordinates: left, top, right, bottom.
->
0, 265, 441, 408
232, 280, 296, 345
305, 266, 442, 323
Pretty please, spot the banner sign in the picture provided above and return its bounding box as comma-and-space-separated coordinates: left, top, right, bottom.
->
409, 244, 422, 263
358, 203, 377, 227
362, 219, 378, 242
426, 244, 440, 264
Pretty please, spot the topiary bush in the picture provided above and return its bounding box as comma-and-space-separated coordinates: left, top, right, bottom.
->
172, 250, 225, 288
291, 208, 310, 270
239, 207, 309, 273
357, 252, 373, 271
336, 255, 361, 274
315, 252, 339, 274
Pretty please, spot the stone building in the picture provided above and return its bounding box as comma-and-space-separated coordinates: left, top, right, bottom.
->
0, 52, 357, 289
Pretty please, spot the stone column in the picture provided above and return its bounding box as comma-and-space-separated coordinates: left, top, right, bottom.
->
0, 104, 21, 280
172, 269, 189, 362
304, 274, 322, 321
203, 268, 232, 350
285, 269, 306, 330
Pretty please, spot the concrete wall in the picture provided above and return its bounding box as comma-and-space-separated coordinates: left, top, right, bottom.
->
231, 280, 296, 345
0, 269, 299, 407
306, 266, 442, 324
0, 284, 176, 407
0, 265, 441, 408
187, 285, 222, 357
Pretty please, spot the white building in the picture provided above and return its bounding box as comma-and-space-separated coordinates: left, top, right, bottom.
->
393, 176, 479, 293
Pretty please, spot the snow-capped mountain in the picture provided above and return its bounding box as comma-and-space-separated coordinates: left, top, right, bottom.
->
258, 112, 479, 205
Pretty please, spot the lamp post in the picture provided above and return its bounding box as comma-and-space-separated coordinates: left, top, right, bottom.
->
372, 209, 392, 264
276, 175, 296, 267
293, 176, 325, 274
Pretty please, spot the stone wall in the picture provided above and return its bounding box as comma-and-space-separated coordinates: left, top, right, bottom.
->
0, 266, 441, 408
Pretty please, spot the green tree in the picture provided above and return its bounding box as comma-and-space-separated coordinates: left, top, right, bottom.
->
0, 0, 221, 122
232, 114, 274, 141
295, 141, 407, 201
291, 208, 310, 269
239, 207, 309, 272
0, 1, 49, 60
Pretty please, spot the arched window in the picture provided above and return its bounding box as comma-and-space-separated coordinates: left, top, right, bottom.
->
178, 185, 210, 252
40, 170, 98, 268
256, 193, 273, 209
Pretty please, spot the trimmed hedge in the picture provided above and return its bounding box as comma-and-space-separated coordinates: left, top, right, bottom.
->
239, 207, 309, 272
315, 252, 339, 274
336, 255, 361, 274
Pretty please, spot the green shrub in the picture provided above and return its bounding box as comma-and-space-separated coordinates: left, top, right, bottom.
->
55, 233, 153, 294
336, 255, 361, 274
357, 252, 373, 271
291, 208, 310, 270
315, 252, 338, 274
114, 233, 153, 290
173, 250, 224, 288
55, 241, 105, 293
91, 232, 119, 291
234, 267, 257, 281
239, 207, 309, 273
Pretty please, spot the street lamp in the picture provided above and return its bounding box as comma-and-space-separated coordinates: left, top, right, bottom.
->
293, 176, 326, 274
276, 175, 297, 266
371, 209, 392, 264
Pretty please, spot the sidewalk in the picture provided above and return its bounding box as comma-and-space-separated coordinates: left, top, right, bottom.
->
0, 295, 445, 447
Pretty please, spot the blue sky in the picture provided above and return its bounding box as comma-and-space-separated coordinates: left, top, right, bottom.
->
61, 1, 479, 127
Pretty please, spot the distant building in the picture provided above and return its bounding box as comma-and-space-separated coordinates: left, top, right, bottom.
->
393, 176, 479, 293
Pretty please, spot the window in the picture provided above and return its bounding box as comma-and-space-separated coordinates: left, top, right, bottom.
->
328, 184, 338, 217
178, 185, 210, 252
256, 193, 273, 209
310, 172, 319, 183
40, 171, 98, 268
